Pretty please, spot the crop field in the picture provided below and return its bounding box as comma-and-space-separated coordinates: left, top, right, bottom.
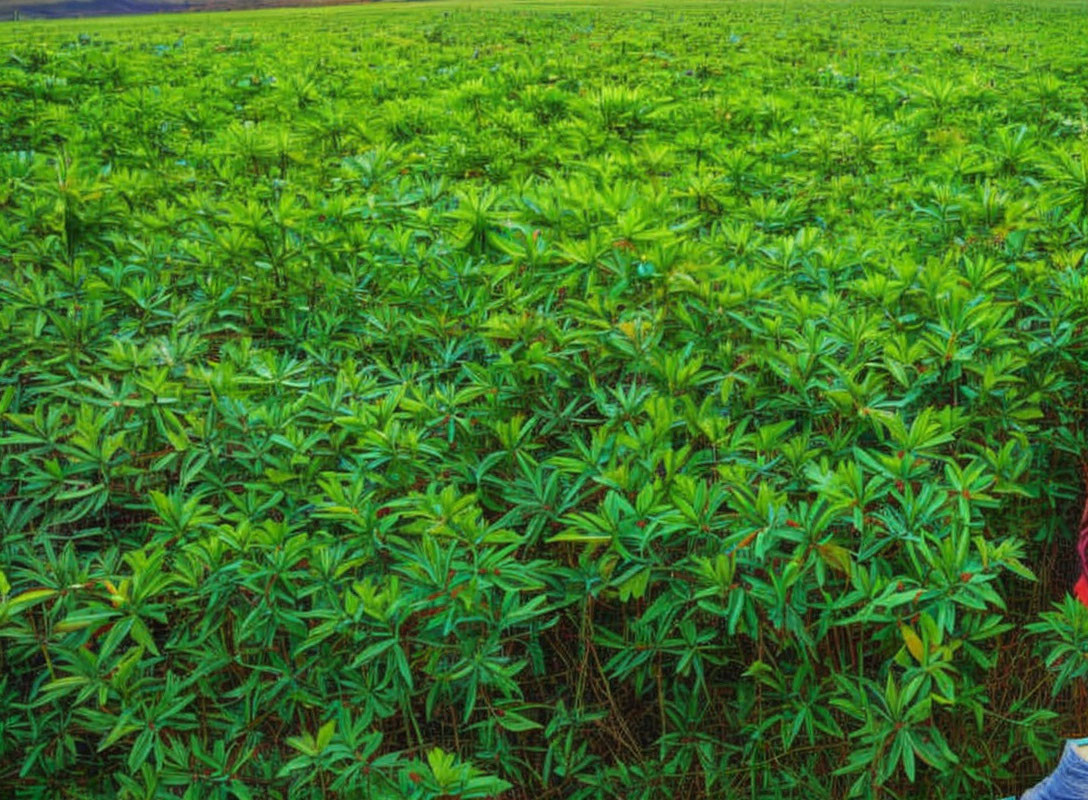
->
6, 1, 1088, 798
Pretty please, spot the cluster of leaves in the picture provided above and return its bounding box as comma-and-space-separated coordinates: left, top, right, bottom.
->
4, 1, 1088, 797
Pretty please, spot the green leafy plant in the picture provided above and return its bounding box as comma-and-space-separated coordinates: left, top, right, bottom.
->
3, 2, 1088, 799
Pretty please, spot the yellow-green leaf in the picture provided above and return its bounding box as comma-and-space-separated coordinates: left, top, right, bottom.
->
616, 568, 651, 602
315, 720, 335, 751
816, 543, 854, 577
7, 588, 57, 611
545, 530, 610, 544
900, 623, 925, 663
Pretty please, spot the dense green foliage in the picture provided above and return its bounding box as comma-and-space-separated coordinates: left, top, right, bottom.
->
5, 1, 1088, 797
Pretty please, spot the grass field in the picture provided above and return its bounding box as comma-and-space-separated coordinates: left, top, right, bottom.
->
5, 1, 1088, 798
0, 0, 389, 22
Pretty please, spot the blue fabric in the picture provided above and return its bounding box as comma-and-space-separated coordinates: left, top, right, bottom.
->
1020, 740, 1088, 800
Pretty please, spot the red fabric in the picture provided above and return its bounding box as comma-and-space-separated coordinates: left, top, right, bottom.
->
1077, 475, 1088, 609
1076, 575, 1088, 608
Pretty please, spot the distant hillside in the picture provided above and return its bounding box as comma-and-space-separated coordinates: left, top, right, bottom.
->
0, 0, 387, 19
